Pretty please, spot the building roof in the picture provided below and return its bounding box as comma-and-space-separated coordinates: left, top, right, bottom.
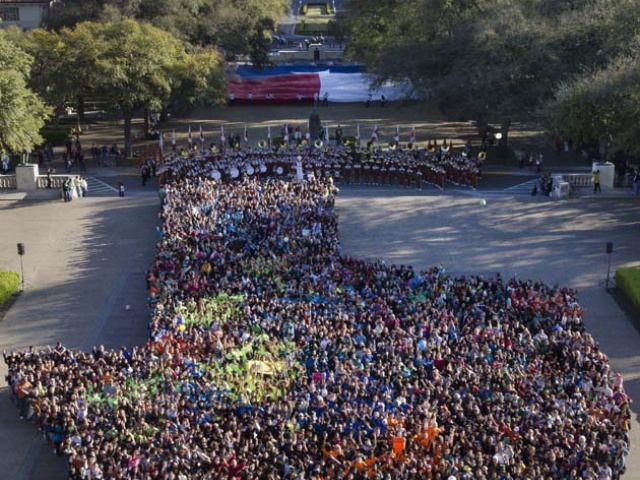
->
0, 0, 52, 4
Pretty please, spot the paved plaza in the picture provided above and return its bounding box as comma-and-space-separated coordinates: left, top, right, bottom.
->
0, 182, 639, 478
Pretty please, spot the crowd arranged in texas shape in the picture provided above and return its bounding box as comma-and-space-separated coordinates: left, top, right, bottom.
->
4, 151, 630, 480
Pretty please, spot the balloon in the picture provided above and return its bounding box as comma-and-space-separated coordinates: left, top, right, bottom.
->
479, 199, 487, 206
417, 339, 426, 351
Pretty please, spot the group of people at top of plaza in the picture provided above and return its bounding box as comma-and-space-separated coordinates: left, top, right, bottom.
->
5, 142, 631, 479
157, 134, 482, 190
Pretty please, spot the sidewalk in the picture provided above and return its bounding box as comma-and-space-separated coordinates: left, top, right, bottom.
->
0, 193, 159, 479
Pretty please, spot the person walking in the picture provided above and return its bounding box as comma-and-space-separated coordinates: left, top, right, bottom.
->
592, 169, 601, 194
1, 153, 9, 174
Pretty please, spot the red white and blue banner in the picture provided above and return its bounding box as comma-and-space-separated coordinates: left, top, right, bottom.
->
226, 65, 409, 103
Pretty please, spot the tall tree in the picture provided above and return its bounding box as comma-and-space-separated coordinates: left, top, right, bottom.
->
340, 0, 640, 151
7, 24, 106, 121
545, 55, 640, 157
93, 19, 188, 156
0, 30, 51, 155
171, 48, 226, 110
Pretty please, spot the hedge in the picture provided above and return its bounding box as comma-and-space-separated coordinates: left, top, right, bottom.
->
616, 267, 640, 315
0, 270, 20, 306
41, 127, 72, 146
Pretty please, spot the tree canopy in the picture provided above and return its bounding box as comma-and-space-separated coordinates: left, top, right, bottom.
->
44, 0, 288, 67
546, 56, 640, 157
0, 30, 50, 154
8, 19, 226, 157
340, 0, 640, 153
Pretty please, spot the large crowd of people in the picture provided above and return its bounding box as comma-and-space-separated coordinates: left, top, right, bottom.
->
4, 149, 631, 480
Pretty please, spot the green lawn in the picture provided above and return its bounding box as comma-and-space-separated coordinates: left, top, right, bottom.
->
0, 270, 20, 306
299, 3, 334, 16
295, 20, 331, 35
616, 267, 640, 315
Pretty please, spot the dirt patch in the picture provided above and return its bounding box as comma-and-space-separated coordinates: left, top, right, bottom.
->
75, 102, 546, 152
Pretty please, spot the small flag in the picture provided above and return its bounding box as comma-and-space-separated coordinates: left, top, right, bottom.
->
371, 124, 379, 141
199, 125, 204, 146
243, 126, 249, 143
220, 124, 225, 143
267, 126, 272, 140
187, 125, 192, 145
284, 124, 289, 143
393, 125, 400, 143
158, 131, 164, 154
409, 126, 416, 143
171, 129, 176, 146
325, 124, 329, 143
356, 124, 360, 140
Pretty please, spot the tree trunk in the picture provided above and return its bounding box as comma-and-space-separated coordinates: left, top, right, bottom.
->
77, 95, 85, 122
124, 110, 133, 158
143, 107, 150, 138
497, 118, 511, 158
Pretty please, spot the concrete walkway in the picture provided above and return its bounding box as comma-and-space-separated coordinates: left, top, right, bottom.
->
0, 193, 159, 479
0, 181, 638, 478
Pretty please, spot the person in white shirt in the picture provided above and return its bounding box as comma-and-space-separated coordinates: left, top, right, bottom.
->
2, 153, 10, 174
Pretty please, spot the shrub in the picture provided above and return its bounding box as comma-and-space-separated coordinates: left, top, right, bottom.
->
616, 267, 640, 315
41, 127, 72, 146
0, 270, 20, 306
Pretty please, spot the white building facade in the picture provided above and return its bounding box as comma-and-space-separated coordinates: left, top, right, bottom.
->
0, 0, 55, 30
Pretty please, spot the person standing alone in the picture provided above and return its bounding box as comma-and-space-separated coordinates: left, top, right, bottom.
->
592, 169, 601, 194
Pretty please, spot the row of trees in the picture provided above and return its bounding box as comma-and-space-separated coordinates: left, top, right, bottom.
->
3, 19, 226, 157
1, 0, 289, 158
43, 0, 288, 67
338, 0, 640, 157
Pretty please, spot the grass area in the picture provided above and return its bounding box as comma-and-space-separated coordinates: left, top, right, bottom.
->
616, 267, 640, 316
0, 270, 20, 306
299, 3, 333, 15
295, 19, 331, 34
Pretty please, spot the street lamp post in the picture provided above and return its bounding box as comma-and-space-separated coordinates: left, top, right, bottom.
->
17, 243, 25, 291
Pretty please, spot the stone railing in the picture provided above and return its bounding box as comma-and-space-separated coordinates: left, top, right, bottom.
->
36, 174, 73, 189
0, 175, 17, 189
562, 173, 593, 188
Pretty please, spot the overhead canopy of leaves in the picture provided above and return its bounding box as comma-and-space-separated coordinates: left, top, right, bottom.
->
340, 0, 640, 128
171, 48, 226, 109
0, 30, 50, 154
546, 55, 640, 156
44, 0, 288, 65
6, 19, 226, 155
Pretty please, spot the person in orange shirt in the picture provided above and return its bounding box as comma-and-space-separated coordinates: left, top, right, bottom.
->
16, 376, 33, 419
